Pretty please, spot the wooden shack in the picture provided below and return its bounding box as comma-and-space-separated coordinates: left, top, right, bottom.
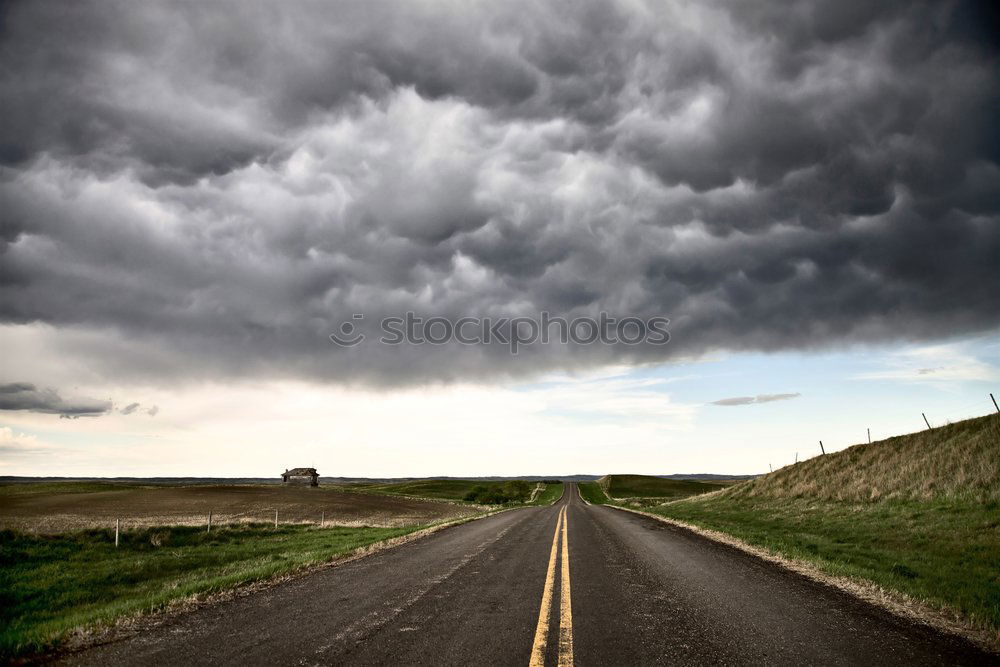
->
281, 467, 319, 486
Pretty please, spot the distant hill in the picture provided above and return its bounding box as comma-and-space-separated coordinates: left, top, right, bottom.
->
657, 473, 759, 481
599, 474, 723, 500
359, 479, 483, 500
720, 413, 1000, 503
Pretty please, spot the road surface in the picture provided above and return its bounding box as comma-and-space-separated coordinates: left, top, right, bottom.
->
60, 484, 994, 666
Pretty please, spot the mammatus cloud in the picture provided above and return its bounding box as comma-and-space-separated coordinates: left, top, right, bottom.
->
711, 393, 801, 407
0, 382, 111, 418
0, 1, 998, 386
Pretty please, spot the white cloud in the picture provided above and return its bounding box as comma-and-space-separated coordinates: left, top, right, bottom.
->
854, 343, 1000, 387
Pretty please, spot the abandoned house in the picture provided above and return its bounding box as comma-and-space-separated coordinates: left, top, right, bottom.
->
281, 467, 319, 486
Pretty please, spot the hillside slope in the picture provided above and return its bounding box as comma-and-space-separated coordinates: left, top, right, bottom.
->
726, 414, 999, 503
653, 413, 1000, 644
599, 474, 722, 500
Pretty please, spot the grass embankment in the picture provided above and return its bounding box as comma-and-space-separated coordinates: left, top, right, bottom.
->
0, 523, 425, 658
652, 414, 1000, 637
578, 481, 609, 504
530, 482, 564, 505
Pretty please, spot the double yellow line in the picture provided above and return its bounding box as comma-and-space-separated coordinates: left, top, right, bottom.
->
529, 505, 573, 666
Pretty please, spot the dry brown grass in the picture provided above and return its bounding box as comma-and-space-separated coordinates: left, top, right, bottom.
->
724, 413, 1000, 503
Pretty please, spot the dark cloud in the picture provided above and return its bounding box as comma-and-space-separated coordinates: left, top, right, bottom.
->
0, 1, 997, 386
119, 402, 140, 415
0, 383, 110, 417
711, 393, 801, 407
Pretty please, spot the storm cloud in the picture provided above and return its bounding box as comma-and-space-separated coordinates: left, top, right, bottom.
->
0, 1, 998, 386
0, 383, 111, 418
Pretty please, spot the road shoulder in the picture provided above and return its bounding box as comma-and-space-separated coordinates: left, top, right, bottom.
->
604, 503, 999, 654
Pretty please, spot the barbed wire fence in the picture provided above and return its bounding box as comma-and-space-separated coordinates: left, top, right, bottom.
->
776, 392, 999, 472
109, 505, 337, 547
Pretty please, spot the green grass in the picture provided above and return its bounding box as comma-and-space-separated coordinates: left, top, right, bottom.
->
529, 483, 564, 505
361, 479, 486, 501
0, 522, 426, 658
653, 496, 1000, 632
363, 479, 562, 505
578, 482, 608, 505
599, 474, 722, 501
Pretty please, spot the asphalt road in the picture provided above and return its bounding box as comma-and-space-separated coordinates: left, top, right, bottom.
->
60, 484, 994, 666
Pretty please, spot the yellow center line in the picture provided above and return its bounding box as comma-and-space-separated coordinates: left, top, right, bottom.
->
529, 506, 564, 667
558, 506, 573, 666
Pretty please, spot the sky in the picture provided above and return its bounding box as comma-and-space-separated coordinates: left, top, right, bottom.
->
1, 1, 998, 477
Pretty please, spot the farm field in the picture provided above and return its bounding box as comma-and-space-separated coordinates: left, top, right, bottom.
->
354, 478, 493, 501
354, 478, 564, 505
0, 483, 476, 533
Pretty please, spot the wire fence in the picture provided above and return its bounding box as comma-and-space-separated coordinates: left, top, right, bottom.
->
774, 392, 999, 472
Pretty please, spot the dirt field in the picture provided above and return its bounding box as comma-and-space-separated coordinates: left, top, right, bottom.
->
0, 484, 478, 533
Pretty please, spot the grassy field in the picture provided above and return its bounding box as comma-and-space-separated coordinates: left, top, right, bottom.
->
0, 522, 427, 658
360, 478, 564, 505
598, 474, 722, 503
652, 414, 1000, 638
359, 479, 485, 501
578, 481, 608, 504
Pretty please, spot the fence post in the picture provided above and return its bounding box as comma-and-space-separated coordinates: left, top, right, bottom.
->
321, 511, 325, 528
922, 413, 932, 431
769, 463, 772, 473
819, 440, 825, 455
992, 393, 999, 414
794, 452, 798, 464
274, 509, 278, 528
207, 511, 212, 533
867, 427, 871, 444
115, 518, 120, 548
